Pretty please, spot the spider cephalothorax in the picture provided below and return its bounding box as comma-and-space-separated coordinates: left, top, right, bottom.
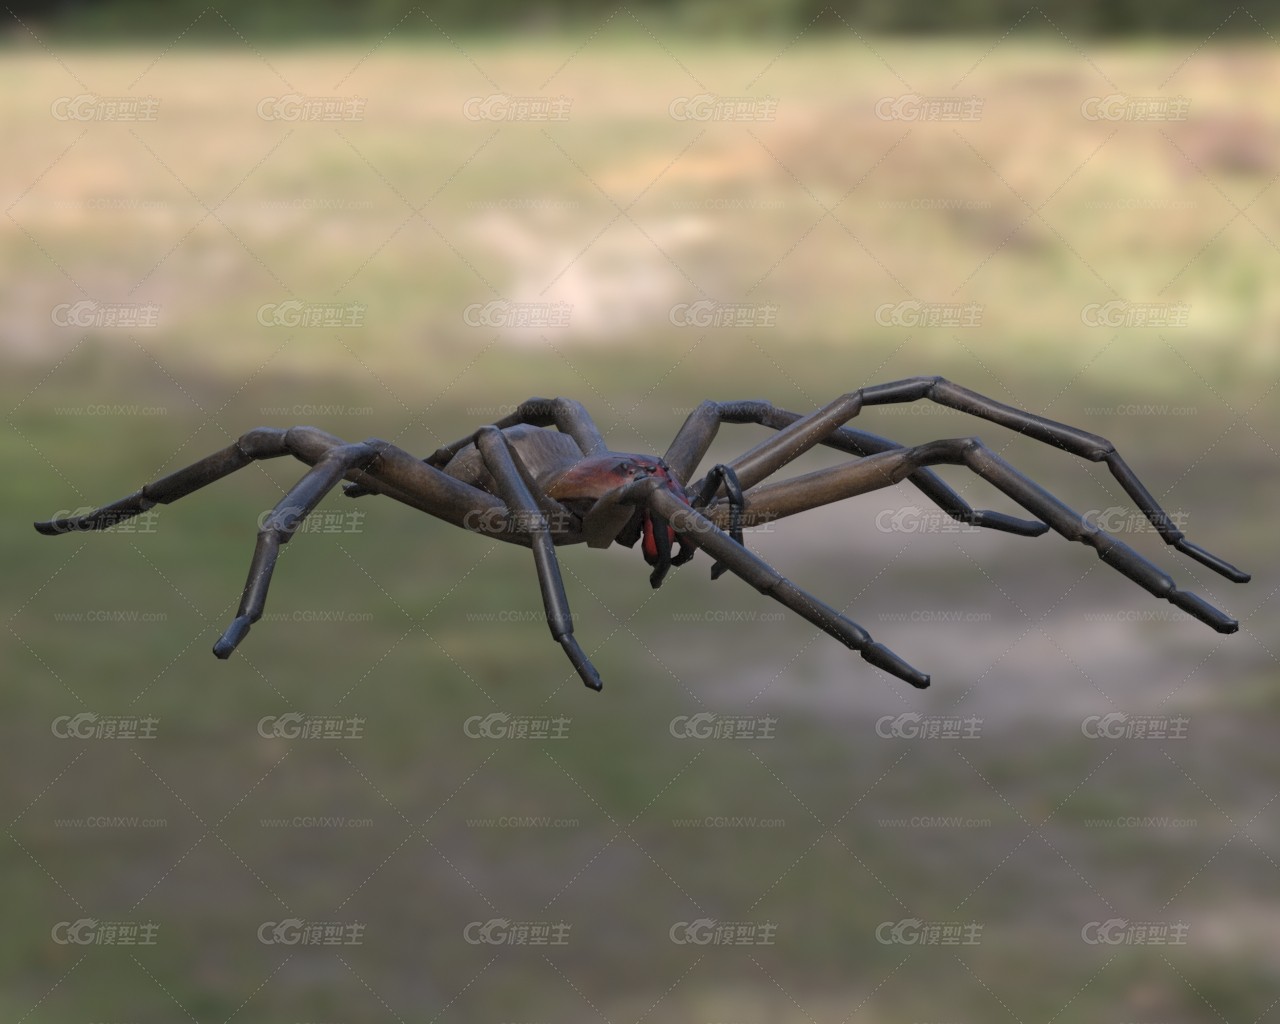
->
35, 379, 1249, 694
543, 451, 698, 583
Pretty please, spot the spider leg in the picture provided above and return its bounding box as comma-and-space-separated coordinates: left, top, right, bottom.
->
636, 481, 930, 689
473, 426, 603, 691
214, 441, 382, 657
676, 379, 1248, 582
34, 427, 306, 534
690, 464, 745, 580
332, 439, 515, 532
345, 397, 607, 498
34, 426, 512, 538
35, 427, 532, 660
701, 436, 1238, 634
664, 400, 1047, 538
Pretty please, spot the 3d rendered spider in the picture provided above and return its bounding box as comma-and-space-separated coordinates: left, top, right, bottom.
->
35, 377, 1249, 691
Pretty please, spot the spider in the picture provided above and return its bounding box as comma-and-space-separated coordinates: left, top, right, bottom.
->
35, 377, 1249, 691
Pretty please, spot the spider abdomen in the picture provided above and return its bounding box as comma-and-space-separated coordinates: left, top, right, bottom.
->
441, 423, 582, 494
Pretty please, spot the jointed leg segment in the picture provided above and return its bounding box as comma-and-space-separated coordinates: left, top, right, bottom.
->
473, 426, 602, 690
665, 398, 1048, 538
34, 426, 300, 536
344, 397, 609, 499
669, 377, 1247, 583
700, 437, 1238, 633
640, 482, 931, 688
34, 426, 518, 661
214, 440, 382, 657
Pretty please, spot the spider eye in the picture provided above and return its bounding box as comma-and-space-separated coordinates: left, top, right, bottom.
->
616, 461, 636, 476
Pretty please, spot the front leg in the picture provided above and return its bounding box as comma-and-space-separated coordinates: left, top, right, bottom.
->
670, 380, 1248, 582
473, 427, 602, 691
636, 481, 931, 689
702, 437, 1239, 634
664, 399, 1047, 538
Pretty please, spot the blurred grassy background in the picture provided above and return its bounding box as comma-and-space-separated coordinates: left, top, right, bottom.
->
3, 24, 1279, 1024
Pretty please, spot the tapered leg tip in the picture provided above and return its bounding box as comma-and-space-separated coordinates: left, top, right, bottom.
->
213, 617, 252, 658
1169, 590, 1238, 634
1174, 538, 1251, 583
974, 510, 1050, 537
861, 642, 930, 688
34, 520, 64, 536
559, 636, 603, 691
